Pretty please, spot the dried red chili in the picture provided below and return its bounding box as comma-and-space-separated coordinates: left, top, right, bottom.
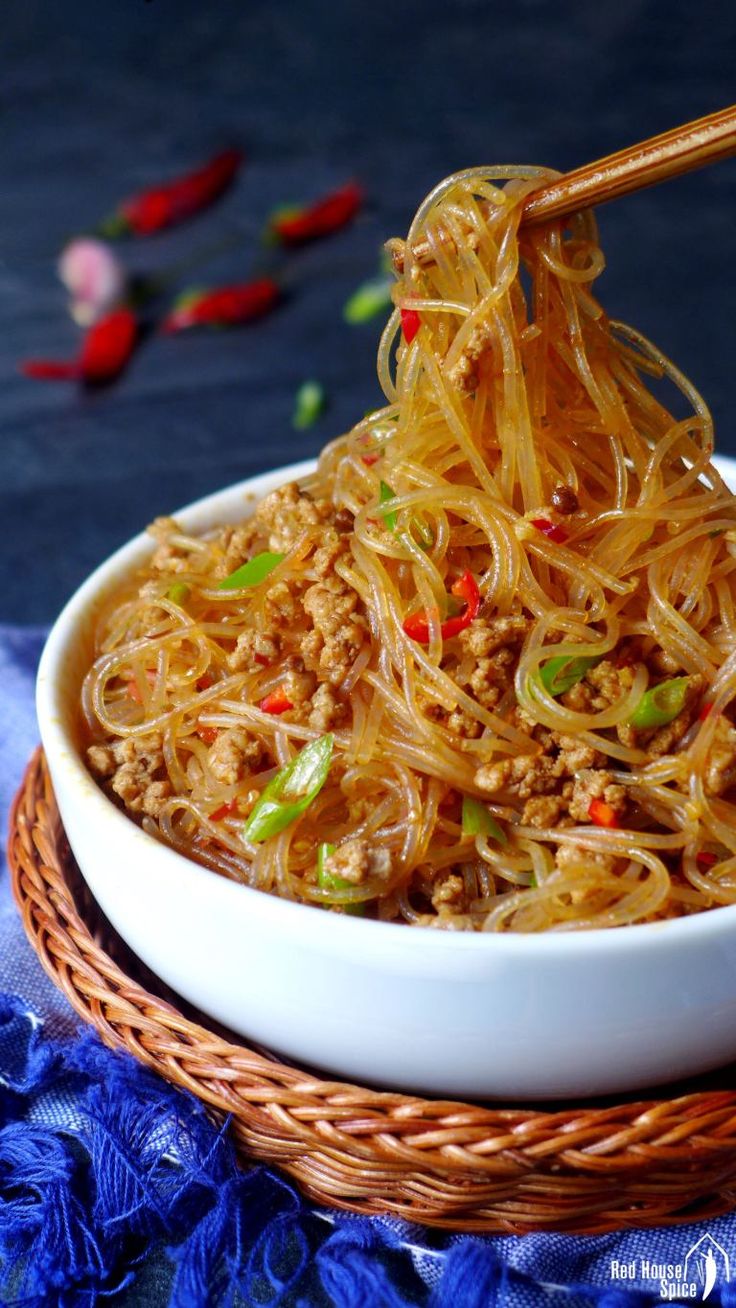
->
403, 570, 480, 644
530, 517, 569, 544
270, 182, 362, 246
162, 279, 279, 333
400, 307, 421, 344
21, 309, 138, 385
100, 149, 243, 237
210, 799, 238, 823
696, 850, 718, 870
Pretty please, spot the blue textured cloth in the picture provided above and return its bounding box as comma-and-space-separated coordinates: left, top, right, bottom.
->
4, 626, 736, 1306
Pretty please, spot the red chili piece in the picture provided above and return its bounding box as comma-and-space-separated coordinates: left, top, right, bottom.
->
210, 798, 238, 823
696, 850, 718, 869
162, 278, 279, 333
21, 309, 138, 385
400, 308, 421, 344
403, 570, 480, 644
102, 149, 243, 237
259, 686, 293, 715
271, 182, 362, 246
197, 725, 218, 745
361, 452, 381, 467
530, 517, 569, 544
699, 701, 715, 722
588, 798, 619, 829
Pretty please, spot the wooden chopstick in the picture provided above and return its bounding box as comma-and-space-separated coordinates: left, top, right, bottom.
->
522, 103, 736, 225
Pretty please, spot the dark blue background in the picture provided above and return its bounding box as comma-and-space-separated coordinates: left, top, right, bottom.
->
3, 0, 736, 622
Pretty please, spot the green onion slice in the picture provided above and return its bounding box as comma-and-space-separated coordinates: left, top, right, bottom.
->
166, 582, 190, 605
379, 480, 398, 531
293, 380, 325, 430
242, 733, 334, 843
218, 551, 284, 591
317, 841, 364, 915
537, 654, 602, 697
628, 677, 690, 730
461, 796, 507, 845
343, 276, 393, 324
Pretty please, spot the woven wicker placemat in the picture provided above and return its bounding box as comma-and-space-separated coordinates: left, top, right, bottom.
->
8, 747, 736, 1234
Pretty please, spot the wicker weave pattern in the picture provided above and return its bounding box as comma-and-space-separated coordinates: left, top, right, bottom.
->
8, 748, 736, 1233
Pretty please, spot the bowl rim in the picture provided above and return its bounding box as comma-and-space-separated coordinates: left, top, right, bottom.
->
36, 453, 736, 958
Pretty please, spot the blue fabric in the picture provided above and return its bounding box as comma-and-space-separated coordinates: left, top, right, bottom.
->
4, 626, 736, 1305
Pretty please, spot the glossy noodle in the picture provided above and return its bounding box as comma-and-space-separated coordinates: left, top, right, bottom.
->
82, 166, 736, 931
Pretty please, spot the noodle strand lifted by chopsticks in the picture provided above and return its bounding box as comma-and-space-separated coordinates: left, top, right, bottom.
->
82, 166, 736, 931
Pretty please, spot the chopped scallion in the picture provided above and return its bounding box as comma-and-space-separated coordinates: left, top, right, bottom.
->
218, 550, 284, 591
242, 733, 334, 843
343, 276, 393, 324
293, 380, 325, 430
537, 654, 601, 697
628, 677, 690, 730
461, 795, 507, 844
166, 582, 190, 605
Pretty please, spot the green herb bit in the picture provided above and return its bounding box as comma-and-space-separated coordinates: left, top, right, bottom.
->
218, 550, 284, 591
242, 733, 334, 843
166, 582, 190, 605
379, 480, 398, 531
343, 276, 393, 324
317, 841, 364, 915
411, 516, 435, 551
293, 380, 325, 430
461, 795, 507, 844
537, 654, 602, 698
628, 677, 690, 730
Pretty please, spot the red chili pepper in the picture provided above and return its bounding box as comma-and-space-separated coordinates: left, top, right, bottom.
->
210, 798, 238, 823
361, 452, 382, 467
126, 668, 156, 703
254, 653, 271, 667
100, 149, 244, 237
588, 798, 619, 829
530, 517, 569, 544
271, 182, 362, 246
259, 686, 293, 715
162, 278, 279, 333
20, 309, 138, 385
696, 850, 718, 870
403, 570, 481, 644
699, 701, 715, 722
197, 725, 219, 745
197, 673, 215, 691
400, 308, 421, 344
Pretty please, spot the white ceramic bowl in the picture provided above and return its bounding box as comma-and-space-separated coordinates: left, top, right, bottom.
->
36, 456, 736, 1100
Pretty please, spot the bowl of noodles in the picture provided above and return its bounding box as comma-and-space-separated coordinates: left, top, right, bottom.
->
37, 167, 736, 1098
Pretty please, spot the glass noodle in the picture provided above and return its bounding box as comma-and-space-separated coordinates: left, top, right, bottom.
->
82, 167, 736, 930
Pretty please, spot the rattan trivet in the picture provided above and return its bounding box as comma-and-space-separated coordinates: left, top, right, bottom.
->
8, 748, 736, 1234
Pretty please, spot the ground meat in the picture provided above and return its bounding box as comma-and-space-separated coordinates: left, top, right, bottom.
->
459, 615, 530, 660
312, 527, 348, 578
521, 794, 569, 828
147, 517, 192, 574
431, 872, 467, 914
301, 574, 366, 685
308, 683, 347, 733
281, 658, 317, 706
704, 717, 736, 796
263, 579, 307, 632
215, 521, 262, 576
554, 843, 618, 877
206, 727, 263, 786
87, 744, 116, 778
255, 482, 333, 554
88, 732, 172, 816
475, 735, 602, 800
323, 839, 392, 886
445, 320, 494, 393
228, 629, 281, 672
568, 769, 626, 823
446, 707, 483, 739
